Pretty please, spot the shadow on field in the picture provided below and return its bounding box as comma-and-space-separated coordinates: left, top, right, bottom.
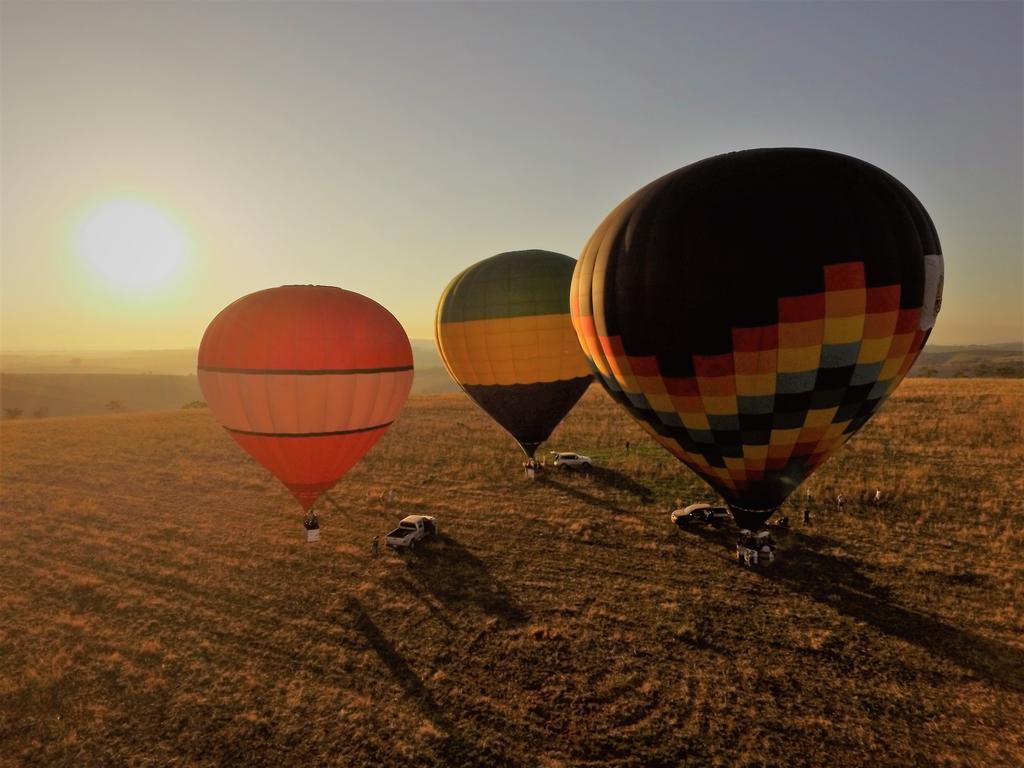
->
404, 535, 529, 627
583, 466, 654, 502
669, 524, 1024, 692
345, 597, 511, 766
763, 532, 1024, 694
667, 520, 736, 551
536, 473, 639, 517
319, 493, 350, 517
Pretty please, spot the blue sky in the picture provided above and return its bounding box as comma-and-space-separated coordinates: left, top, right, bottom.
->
2, 1, 1021, 347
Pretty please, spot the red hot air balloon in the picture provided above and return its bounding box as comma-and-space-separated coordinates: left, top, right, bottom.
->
198, 285, 413, 513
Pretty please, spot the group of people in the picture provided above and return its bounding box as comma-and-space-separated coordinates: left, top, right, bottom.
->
799, 486, 885, 525
522, 458, 541, 479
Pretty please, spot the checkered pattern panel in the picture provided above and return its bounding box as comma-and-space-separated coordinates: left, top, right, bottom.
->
577, 262, 928, 502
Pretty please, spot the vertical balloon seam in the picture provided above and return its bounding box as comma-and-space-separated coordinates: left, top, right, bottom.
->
317, 289, 332, 450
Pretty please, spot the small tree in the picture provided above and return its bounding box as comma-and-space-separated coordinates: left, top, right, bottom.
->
33, 407, 49, 418
106, 400, 125, 413
182, 400, 207, 409
4, 408, 23, 420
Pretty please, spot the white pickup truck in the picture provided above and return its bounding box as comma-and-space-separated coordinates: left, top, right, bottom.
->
385, 515, 438, 551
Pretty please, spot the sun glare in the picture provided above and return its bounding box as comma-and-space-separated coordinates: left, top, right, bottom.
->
74, 199, 189, 292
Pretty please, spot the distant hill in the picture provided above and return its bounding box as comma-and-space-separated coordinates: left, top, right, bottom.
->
0, 349, 199, 375
0, 374, 204, 418
0, 343, 459, 417
0, 344, 459, 418
5, 341, 1018, 379
0, 342, 448, 376
410, 339, 443, 370
909, 342, 1022, 378
0, 369, 460, 418
2, 341, 1016, 418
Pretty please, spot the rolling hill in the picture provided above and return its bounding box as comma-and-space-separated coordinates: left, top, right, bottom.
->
2, 342, 1018, 419
909, 342, 1023, 378
0, 342, 460, 418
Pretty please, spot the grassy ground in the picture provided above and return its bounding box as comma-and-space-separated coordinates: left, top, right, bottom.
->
1, 379, 1021, 767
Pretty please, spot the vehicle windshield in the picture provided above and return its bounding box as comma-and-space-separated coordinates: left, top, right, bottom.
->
399, 522, 416, 529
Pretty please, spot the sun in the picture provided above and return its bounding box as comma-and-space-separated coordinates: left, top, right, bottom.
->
74, 199, 190, 292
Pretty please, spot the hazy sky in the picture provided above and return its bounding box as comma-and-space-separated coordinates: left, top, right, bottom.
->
2, 1, 1021, 349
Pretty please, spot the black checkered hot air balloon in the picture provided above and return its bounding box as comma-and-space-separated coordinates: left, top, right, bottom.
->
436, 250, 593, 458
571, 148, 944, 529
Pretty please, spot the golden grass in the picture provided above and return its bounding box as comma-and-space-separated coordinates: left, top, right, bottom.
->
1, 379, 1022, 767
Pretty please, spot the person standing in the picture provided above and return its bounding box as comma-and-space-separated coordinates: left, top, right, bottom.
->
371, 535, 380, 557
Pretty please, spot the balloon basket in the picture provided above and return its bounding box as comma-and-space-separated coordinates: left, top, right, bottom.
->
305, 528, 321, 543
735, 529, 776, 567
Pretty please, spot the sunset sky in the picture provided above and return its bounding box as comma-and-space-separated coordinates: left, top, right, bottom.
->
2, 1, 1021, 350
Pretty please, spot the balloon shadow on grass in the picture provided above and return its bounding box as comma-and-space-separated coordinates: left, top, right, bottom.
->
319, 493, 346, 515
667, 525, 1024, 692
536, 473, 639, 517
403, 535, 529, 628
582, 466, 654, 502
345, 597, 512, 766
765, 532, 1024, 694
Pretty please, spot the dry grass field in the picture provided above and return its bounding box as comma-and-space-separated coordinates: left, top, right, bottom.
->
1, 379, 1022, 767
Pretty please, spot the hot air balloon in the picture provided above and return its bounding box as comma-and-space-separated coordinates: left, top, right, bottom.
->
571, 148, 943, 529
198, 285, 413, 521
435, 250, 592, 458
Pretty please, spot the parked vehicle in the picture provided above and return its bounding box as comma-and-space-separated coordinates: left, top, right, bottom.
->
550, 451, 593, 470
385, 515, 438, 551
671, 502, 731, 529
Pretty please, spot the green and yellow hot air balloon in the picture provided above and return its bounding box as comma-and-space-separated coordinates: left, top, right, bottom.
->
436, 250, 592, 458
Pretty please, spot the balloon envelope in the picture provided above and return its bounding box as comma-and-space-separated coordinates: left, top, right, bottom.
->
435, 250, 592, 457
199, 285, 413, 510
571, 149, 943, 528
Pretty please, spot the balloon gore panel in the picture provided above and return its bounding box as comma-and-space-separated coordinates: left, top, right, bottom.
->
463, 378, 593, 458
